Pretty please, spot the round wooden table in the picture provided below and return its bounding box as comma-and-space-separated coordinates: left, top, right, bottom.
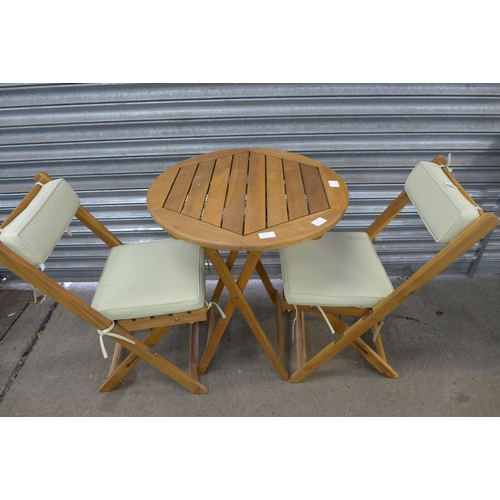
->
147, 148, 349, 379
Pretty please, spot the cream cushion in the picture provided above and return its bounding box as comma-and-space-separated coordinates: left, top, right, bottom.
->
91, 239, 205, 320
0, 179, 80, 266
405, 161, 479, 244
280, 232, 393, 308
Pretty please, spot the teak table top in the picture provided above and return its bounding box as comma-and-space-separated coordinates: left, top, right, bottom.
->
147, 148, 349, 251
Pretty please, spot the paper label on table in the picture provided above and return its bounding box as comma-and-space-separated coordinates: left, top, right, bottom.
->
312, 217, 327, 226
329, 180, 340, 187
259, 231, 276, 239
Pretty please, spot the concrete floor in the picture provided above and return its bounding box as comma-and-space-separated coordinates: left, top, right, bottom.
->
0, 273, 499, 417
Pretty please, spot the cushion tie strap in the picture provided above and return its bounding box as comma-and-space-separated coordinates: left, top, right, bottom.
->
30, 283, 47, 304
30, 269, 46, 304
445, 153, 452, 172
30, 284, 37, 303
291, 305, 299, 342
205, 300, 226, 319
317, 305, 337, 336
291, 305, 336, 341
372, 319, 384, 342
97, 321, 135, 359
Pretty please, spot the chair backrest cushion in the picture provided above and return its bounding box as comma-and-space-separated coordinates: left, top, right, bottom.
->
0, 179, 80, 266
405, 161, 480, 244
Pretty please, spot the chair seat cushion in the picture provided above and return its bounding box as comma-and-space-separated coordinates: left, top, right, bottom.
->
91, 239, 205, 320
280, 232, 393, 308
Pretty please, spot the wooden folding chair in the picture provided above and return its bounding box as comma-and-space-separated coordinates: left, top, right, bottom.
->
0, 172, 209, 394
279, 155, 499, 382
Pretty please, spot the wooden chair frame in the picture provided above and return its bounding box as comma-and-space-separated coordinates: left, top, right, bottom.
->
0, 172, 208, 394
283, 156, 500, 383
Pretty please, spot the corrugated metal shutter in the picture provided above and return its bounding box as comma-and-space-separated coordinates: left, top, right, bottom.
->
1, 83, 499, 280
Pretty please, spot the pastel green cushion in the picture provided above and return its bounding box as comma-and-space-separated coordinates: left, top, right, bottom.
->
280, 232, 394, 308
405, 162, 479, 244
0, 179, 80, 266
91, 239, 205, 321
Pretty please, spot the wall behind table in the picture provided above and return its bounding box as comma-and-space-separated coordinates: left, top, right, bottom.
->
1, 83, 499, 280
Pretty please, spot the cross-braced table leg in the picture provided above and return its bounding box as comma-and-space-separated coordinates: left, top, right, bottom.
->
199, 248, 288, 380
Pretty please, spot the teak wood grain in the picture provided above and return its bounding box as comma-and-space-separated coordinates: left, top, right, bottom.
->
147, 148, 349, 251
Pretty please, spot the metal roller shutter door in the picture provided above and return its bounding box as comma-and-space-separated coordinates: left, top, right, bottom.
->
1, 83, 499, 280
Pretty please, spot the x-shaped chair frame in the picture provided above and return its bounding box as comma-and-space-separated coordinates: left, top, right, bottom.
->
283, 156, 499, 383
0, 172, 208, 394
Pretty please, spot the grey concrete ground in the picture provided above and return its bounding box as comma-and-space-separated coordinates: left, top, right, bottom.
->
0, 273, 499, 417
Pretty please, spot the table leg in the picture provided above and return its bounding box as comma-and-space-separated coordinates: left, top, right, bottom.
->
254, 257, 278, 302
210, 250, 238, 303
254, 255, 284, 361
199, 249, 260, 374
207, 250, 238, 346
200, 248, 289, 380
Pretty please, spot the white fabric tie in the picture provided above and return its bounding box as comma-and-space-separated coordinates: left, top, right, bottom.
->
31, 268, 46, 303
30, 284, 38, 303
372, 319, 384, 342
205, 301, 226, 318
97, 321, 135, 359
291, 305, 336, 341
291, 305, 299, 342
445, 153, 453, 172
317, 305, 337, 336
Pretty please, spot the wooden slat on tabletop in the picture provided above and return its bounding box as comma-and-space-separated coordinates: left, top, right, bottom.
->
202, 155, 232, 227
183, 160, 215, 219
283, 159, 308, 220
300, 163, 329, 214
163, 163, 197, 213
244, 151, 266, 234
222, 152, 248, 234
266, 155, 288, 227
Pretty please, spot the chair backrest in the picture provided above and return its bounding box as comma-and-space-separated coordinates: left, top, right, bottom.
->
405, 161, 480, 244
0, 178, 80, 267
364, 156, 499, 324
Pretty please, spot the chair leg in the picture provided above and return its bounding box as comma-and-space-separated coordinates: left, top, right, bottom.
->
351, 337, 398, 378
296, 310, 306, 369
325, 312, 348, 333
109, 343, 123, 376
100, 325, 172, 391
375, 332, 387, 363
294, 310, 397, 379
99, 336, 208, 394
189, 322, 199, 380
99, 324, 208, 394
206, 304, 217, 346
290, 315, 393, 383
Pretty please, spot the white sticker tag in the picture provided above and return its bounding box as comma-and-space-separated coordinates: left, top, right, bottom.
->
312, 217, 327, 226
259, 231, 276, 239
329, 180, 340, 187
